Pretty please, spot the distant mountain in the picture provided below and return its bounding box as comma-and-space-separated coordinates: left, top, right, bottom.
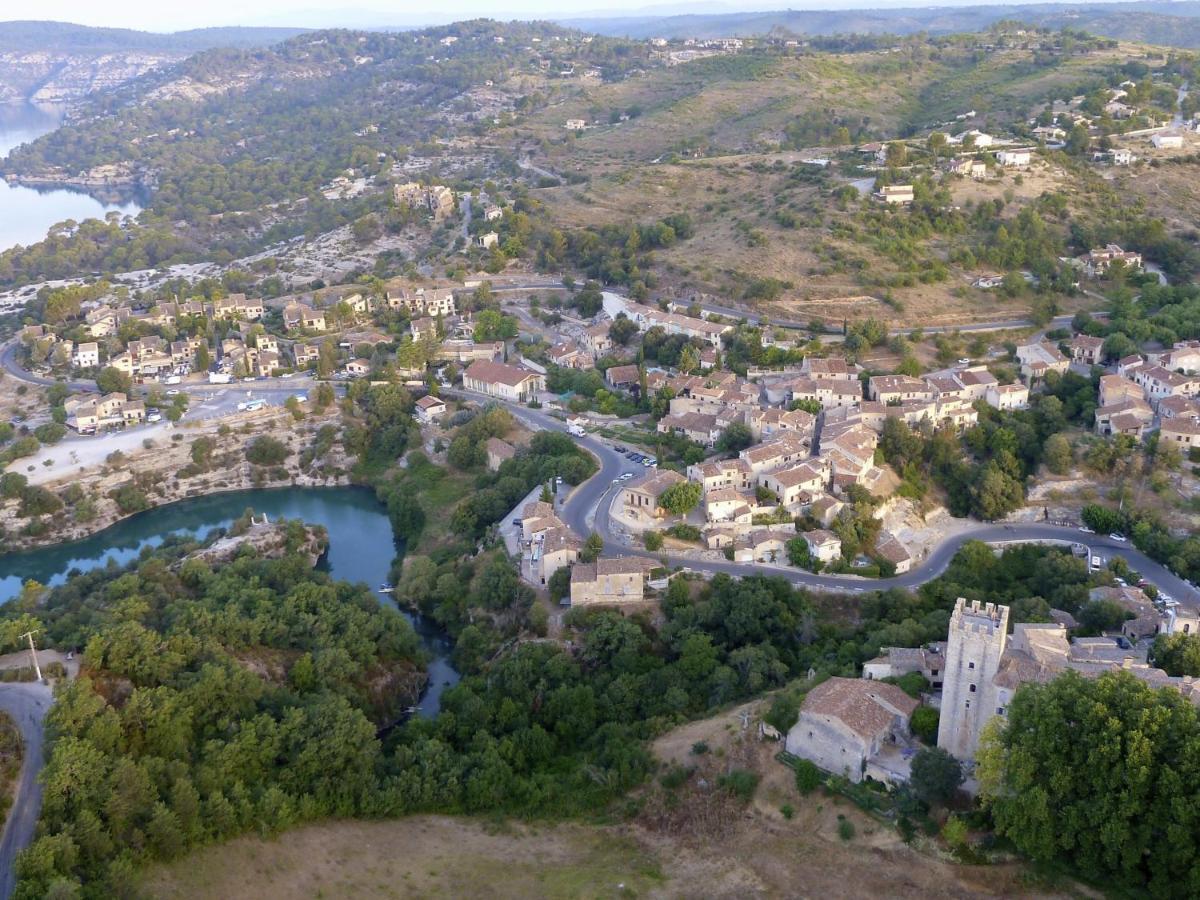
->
559, 1, 1200, 47
0, 21, 306, 54
0, 21, 308, 105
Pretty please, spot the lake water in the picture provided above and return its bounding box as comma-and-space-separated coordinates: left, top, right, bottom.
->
0, 103, 143, 252
0, 486, 459, 717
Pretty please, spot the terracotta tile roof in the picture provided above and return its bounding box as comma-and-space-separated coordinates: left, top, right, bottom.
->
801, 677, 919, 740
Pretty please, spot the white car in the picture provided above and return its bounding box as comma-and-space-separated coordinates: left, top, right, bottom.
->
958, 358, 971, 365
1109, 533, 1127, 542
1079, 526, 1094, 534
165, 389, 180, 396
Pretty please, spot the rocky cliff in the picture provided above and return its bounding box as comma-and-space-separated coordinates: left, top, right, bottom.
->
0, 50, 186, 105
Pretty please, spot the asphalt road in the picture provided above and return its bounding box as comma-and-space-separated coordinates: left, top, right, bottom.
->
0, 682, 52, 900
455, 389, 1199, 605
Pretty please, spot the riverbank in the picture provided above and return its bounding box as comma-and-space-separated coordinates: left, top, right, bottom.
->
0, 404, 352, 554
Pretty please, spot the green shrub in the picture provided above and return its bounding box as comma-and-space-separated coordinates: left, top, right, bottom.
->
644, 531, 664, 551
246, 436, 290, 466
794, 759, 823, 794
719, 769, 760, 802
837, 816, 855, 841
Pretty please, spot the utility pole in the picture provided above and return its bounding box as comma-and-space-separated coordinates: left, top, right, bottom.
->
20, 630, 42, 682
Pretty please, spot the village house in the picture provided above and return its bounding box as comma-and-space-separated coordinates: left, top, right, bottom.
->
758, 461, 827, 510
1151, 132, 1184, 150
787, 376, 863, 410
605, 364, 641, 390
803, 357, 863, 381
1098, 344, 1132, 372
810, 495, 844, 527
747, 407, 816, 443
984, 382, 1029, 411
1157, 394, 1200, 421
625, 303, 732, 347
1160, 416, 1200, 451
687, 457, 753, 493
1094, 397, 1154, 438
1099, 374, 1143, 408
73, 341, 100, 369
875, 531, 913, 574
734, 531, 790, 564
410, 316, 439, 341
1086, 244, 1143, 276
344, 359, 371, 378
956, 366, 999, 401
868, 375, 934, 405
517, 501, 579, 587
657, 411, 720, 447
65, 392, 145, 432
623, 469, 687, 521
874, 184, 914, 205
1015, 340, 1069, 382
476, 232, 499, 249
785, 677, 919, 786
548, 342, 591, 370
863, 644, 946, 689
1068, 334, 1105, 366
282, 302, 327, 332
1158, 340, 1200, 374
463, 359, 546, 403
703, 487, 755, 524
211, 294, 265, 321
738, 433, 811, 476
583, 323, 614, 358
1132, 364, 1200, 407
801, 529, 842, 564
293, 343, 320, 368
438, 339, 504, 364
995, 148, 1032, 167
415, 395, 447, 425
570, 558, 645, 606
484, 437, 516, 473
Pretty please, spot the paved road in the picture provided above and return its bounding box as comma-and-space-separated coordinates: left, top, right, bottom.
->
454, 388, 1199, 604
0, 682, 52, 900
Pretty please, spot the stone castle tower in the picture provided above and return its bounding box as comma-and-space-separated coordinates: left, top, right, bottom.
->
937, 598, 1010, 761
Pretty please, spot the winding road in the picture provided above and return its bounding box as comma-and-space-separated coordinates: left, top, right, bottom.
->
0, 683, 51, 899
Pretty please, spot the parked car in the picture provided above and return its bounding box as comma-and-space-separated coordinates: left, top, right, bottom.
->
1109, 533, 1127, 542
1079, 526, 1094, 534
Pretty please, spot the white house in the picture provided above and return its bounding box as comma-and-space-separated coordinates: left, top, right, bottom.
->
1152, 132, 1184, 150
415, 394, 447, 424
73, 341, 100, 369
995, 149, 1032, 167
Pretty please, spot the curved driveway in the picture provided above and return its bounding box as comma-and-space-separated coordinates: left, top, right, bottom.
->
490, 394, 1198, 603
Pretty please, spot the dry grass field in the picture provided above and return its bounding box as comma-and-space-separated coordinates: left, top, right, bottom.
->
140, 698, 1080, 900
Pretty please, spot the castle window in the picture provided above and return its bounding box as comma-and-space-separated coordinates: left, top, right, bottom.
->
969, 683, 976, 693
965, 700, 971, 709
997, 707, 1006, 715
930, 669, 939, 677
968, 661, 975, 670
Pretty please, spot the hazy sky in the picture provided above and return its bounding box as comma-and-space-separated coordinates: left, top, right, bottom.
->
18, 0, 1087, 33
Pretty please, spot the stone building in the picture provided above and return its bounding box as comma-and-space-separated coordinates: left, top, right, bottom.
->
785, 677, 919, 785
937, 598, 1009, 761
